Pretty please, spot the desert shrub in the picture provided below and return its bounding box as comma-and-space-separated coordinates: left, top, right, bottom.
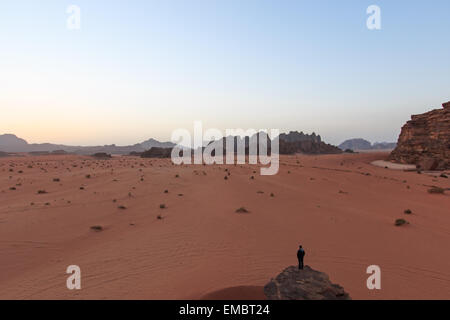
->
160, 204, 166, 209
91, 153, 112, 159
37, 190, 47, 194
428, 187, 445, 194
90, 225, 103, 231
395, 219, 408, 226
404, 209, 412, 215
235, 207, 250, 213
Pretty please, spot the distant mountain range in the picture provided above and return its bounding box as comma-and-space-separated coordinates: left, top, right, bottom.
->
0, 134, 175, 155
338, 138, 396, 151
0, 131, 343, 156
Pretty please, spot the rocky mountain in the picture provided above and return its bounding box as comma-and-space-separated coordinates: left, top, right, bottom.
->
203, 131, 342, 155
279, 132, 341, 154
339, 138, 396, 151
279, 131, 321, 143
339, 138, 372, 150
264, 265, 351, 300
0, 134, 174, 155
139, 138, 175, 150
389, 101, 450, 170
0, 134, 28, 151
141, 147, 173, 158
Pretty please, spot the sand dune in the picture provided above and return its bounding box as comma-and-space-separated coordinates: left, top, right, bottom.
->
0, 152, 449, 299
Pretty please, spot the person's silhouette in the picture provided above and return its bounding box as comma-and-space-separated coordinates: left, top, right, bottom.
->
297, 245, 305, 270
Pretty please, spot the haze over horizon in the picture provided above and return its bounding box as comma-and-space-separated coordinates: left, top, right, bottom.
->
1, 0, 450, 146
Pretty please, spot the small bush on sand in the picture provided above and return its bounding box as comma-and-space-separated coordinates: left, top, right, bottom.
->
235, 207, 250, 214
157, 214, 164, 220
428, 187, 445, 194
118, 205, 127, 210
90, 225, 103, 232
53, 178, 60, 182
404, 209, 412, 215
395, 219, 408, 226
160, 204, 166, 209
37, 190, 47, 194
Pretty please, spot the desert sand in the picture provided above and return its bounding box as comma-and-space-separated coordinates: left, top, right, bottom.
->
0, 152, 449, 300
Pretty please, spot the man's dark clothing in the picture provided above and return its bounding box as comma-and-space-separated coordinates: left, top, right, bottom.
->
297, 248, 305, 270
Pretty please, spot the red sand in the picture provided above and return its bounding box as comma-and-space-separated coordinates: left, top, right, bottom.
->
0, 153, 449, 299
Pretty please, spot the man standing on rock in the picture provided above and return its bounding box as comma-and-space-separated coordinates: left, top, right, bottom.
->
297, 245, 305, 270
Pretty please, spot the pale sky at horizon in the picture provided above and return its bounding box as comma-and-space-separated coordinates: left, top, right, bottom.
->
1, 0, 449, 146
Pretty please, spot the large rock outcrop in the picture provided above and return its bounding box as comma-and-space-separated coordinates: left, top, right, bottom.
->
279, 131, 342, 155
141, 147, 173, 158
339, 138, 396, 151
205, 131, 342, 156
389, 102, 450, 170
264, 266, 351, 300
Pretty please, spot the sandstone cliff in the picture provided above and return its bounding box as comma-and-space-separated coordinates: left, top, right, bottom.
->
389, 102, 450, 170
264, 266, 351, 300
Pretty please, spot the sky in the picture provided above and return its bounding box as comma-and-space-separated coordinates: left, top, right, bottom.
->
1, 0, 449, 146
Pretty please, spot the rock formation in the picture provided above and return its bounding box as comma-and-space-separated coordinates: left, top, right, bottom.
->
279, 139, 342, 155
339, 139, 396, 151
141, 147, 173, 158
279, 131, 342, 155
339, 138, 372, 151
264, 266, 351, 300
389, 102, 450, 170
204, 131, 342, 156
